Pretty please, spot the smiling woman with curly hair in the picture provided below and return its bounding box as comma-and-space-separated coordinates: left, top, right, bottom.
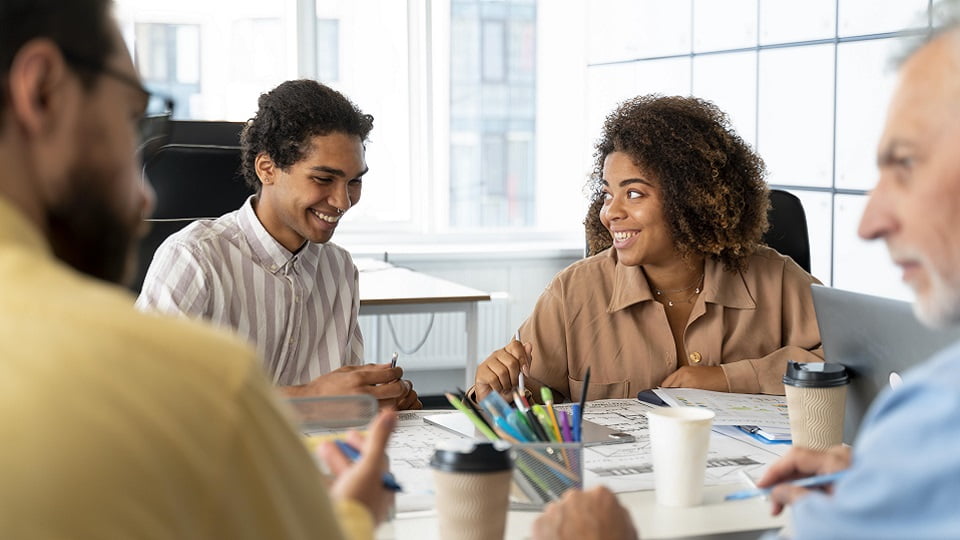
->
474, 95, 823, 402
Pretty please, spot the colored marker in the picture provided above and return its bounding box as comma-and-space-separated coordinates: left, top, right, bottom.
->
445, 392, 499, 441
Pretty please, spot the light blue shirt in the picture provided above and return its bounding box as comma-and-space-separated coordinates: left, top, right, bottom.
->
791, 339, 960, 539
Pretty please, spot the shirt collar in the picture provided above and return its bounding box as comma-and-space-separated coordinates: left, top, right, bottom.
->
607, 250, 756, 312
237, 196, 325, 275
0, 196, 53, 259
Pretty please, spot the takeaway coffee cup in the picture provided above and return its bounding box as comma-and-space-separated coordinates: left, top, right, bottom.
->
646, 406, 715, 507
783, 361, 849, 450
430, 440, 513, 540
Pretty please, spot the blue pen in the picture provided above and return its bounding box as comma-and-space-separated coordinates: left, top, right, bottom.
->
570, 403, 582, 442
724, 471, 847, 501
334, 440, 403, 493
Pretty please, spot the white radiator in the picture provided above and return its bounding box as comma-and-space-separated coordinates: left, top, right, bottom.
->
359, 293, 510, 371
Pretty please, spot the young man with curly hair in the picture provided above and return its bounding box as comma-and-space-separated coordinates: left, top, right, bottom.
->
475, 95, 822, 401
138, 80, 420, 409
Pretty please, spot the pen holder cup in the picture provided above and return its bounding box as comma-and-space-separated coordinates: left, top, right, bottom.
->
508, 442, 584, 509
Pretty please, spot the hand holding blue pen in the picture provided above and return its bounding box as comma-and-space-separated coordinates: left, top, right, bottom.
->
333, 439, 404, 493
724, 470, 847, 501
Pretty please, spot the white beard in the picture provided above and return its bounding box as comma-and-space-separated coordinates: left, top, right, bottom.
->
913, 264, 960, 328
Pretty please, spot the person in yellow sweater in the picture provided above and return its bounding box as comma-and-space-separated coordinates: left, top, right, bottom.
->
0, 1, 392, 538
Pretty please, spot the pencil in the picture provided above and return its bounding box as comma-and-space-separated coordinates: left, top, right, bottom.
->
445, 392, 499, 441
541, 387, 564, 442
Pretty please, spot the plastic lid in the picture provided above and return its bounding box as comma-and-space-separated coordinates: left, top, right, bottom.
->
429, 441, 512, 473
782, 361, 849, 388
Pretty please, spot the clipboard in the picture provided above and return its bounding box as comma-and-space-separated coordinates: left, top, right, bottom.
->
423, 411, 635, 446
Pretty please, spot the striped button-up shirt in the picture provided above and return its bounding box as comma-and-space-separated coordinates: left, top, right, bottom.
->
136, 197, 363, 385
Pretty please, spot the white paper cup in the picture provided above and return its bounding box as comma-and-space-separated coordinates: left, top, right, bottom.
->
646, 407, 715, 507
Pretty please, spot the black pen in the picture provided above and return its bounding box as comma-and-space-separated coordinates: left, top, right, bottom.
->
577, 366, 591, 436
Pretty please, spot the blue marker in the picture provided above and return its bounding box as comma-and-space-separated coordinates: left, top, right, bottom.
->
570, 403, 582, 442
724, 471, 847, 501
334, 440, 403, 492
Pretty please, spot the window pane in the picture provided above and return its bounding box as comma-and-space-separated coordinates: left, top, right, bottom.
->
586, 58, 691, 152
833, 194, 913, 300
449, 0, 537, 229
587, 0, 691, 63
757, 44, 834, 187
835, 38, 905, 191
758, 0, 834, 45
692, 51, 757, 147
317, 19, 340, 82
786, 189, 832, 284
693, 0, 757, 52
839, 0, 929, 36
328, 0, 412, 226
134, 23, 202, 119
121, 1, 297, 121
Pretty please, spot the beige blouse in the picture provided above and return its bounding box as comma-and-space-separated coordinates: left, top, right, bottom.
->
521, 246, 823, 400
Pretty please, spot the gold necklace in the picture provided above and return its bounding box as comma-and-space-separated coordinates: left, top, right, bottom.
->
654, 273, 704, 307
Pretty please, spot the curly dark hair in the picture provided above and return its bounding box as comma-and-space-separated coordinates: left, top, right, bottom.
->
240, 79, 374, 191
585, 95, 769, 272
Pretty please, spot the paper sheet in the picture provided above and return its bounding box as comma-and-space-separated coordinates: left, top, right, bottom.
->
387, 400, 788, 513
555, 399, 785, 493
653, 388, 791, 428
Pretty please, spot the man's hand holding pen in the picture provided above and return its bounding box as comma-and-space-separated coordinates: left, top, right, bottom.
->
757, 445, 852, 515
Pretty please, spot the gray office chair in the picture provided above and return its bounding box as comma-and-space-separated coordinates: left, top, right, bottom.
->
132, 144, 255, 292
583, 188, 811, 273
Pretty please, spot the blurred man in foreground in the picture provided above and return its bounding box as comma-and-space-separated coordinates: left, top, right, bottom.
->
0, 1, 393, 537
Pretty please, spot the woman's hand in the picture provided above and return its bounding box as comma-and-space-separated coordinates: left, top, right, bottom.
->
660, 365, 729, 391
474, 339, 533, 401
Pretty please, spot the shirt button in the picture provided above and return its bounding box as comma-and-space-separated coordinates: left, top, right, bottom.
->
689, 351, 702, 364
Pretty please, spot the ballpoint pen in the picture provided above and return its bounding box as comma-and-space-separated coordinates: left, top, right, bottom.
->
334, 439, 403, 492
515, 330, 525, 394
390, 352, 399, 369
724, 471, 848, 501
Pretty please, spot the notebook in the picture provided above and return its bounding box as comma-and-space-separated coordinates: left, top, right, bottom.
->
811, 285, 960, 443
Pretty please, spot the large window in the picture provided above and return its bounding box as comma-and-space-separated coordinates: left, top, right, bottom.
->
116, 0, 588, 246
449, 0, 536, 229
586, 0, 932, 300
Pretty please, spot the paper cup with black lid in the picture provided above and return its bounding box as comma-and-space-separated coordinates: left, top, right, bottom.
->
430, 440, 513, 540
783, 361, 849, 450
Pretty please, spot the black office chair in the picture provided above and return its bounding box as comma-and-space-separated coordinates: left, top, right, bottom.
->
763, 189, 811, 273
131, 144, 256, 292
583, 188, 811, 273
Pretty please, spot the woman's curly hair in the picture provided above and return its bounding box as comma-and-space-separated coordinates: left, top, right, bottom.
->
240, 79, 374, 191
585, 95, 769, 272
